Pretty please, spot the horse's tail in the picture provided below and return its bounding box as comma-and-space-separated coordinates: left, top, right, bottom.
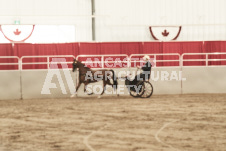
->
110, 69, 118, 90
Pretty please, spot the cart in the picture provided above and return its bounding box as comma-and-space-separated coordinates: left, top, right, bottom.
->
125, 76, 153, 98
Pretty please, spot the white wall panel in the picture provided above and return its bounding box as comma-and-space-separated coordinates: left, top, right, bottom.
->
0, 0, 91, 17
95, 0, 226, 41
0, 71, 21, 100
21, 70, 76, 99
150, 67, 182, 94
0, 0, 17, 16
2, 66, 226, 100
182, 67, 226, 94
0, 0, 226, 41
0, 0, 92, 41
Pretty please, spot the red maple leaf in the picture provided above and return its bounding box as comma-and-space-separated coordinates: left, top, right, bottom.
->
162, 29, 169, 37
14, 29, 21, 35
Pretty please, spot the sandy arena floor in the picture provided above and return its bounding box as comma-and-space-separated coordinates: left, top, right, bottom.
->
0, 94, 226, 151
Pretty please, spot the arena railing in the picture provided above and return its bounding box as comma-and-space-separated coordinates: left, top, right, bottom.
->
0, 56, 20, 70
76, 54, 129, 68
181, 52, 226, 66
2, 53, 226, 70
129, 53, 181, 67
20, 55, 75, 70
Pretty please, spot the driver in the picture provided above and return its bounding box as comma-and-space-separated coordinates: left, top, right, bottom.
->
136, 55, 152, 81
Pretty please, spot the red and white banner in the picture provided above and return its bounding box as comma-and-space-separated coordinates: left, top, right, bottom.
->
0, 25, 35, 42
149, 26, 182, 41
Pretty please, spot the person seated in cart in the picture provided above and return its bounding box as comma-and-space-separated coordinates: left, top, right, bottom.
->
132, 55, 152, 84
125, 55, 153, 97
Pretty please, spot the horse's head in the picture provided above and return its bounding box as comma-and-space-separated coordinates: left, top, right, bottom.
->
72, 59, 79, 72
72, 59, 90, 72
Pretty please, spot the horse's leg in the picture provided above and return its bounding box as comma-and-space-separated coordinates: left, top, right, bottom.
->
84, 82, 93, 95
108, 69, 118, 96
98, 80, 106, 98
70, 82, 81, 97
106, 79, 119, 97
105, 79, 115, 95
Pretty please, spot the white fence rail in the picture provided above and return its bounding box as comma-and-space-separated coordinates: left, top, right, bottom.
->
0, 56, 20, 70
1, 53, 226, 70
20, 55, 75, 70
76, 54, 129, 68
181, 52, 226, 66
130, 53, 180, 67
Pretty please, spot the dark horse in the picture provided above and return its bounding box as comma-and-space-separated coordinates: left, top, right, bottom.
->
71, 59, 118, 97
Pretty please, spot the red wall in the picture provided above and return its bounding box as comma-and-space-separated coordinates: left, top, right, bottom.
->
1, 41, 226, 69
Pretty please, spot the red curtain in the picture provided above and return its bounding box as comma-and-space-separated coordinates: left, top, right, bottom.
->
14, 43, 79, 57
78, 42, 143, 68
0, 43, 16, 70
143, 42, 163, 66
180, 42, 205, 66
143, 42, 204, 66
162, 42, 181, 66
0, 43, 14, 56
120, 42, 143, 55
204, 41, 226, 65
78, 42, 101, 68
1, 41, 226, 70
100, 42, 124, 68
162, 42, 204, 66
143, 42, 162, 54
120, 42, 143, 68
100, 42, 121, 54
14, 43, 79, 69
79, 42, 100, 55
79, 42, 143, 55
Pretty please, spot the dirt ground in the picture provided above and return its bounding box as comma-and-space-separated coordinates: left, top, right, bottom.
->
0, 94, 226, 151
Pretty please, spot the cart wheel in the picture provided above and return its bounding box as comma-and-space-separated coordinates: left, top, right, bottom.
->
129, 81, 145, 98
141, 81, 153, 98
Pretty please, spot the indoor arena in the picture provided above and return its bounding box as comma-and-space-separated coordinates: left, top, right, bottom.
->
0, 0, 226, 151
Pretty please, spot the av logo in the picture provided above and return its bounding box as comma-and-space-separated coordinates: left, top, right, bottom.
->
41, 58, 76, 95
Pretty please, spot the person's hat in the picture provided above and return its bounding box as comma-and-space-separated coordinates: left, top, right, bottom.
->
143, 55, 150, 60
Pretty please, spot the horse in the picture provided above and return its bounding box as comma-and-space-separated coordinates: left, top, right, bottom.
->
71, 59, 118, 97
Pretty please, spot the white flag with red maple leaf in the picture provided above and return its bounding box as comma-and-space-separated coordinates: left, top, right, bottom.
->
0, 25, 35, 42
149, 26, 182, 41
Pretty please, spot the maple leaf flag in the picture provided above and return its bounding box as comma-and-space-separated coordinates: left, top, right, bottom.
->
149, 26, 182, 41
0, 25, 35, 42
